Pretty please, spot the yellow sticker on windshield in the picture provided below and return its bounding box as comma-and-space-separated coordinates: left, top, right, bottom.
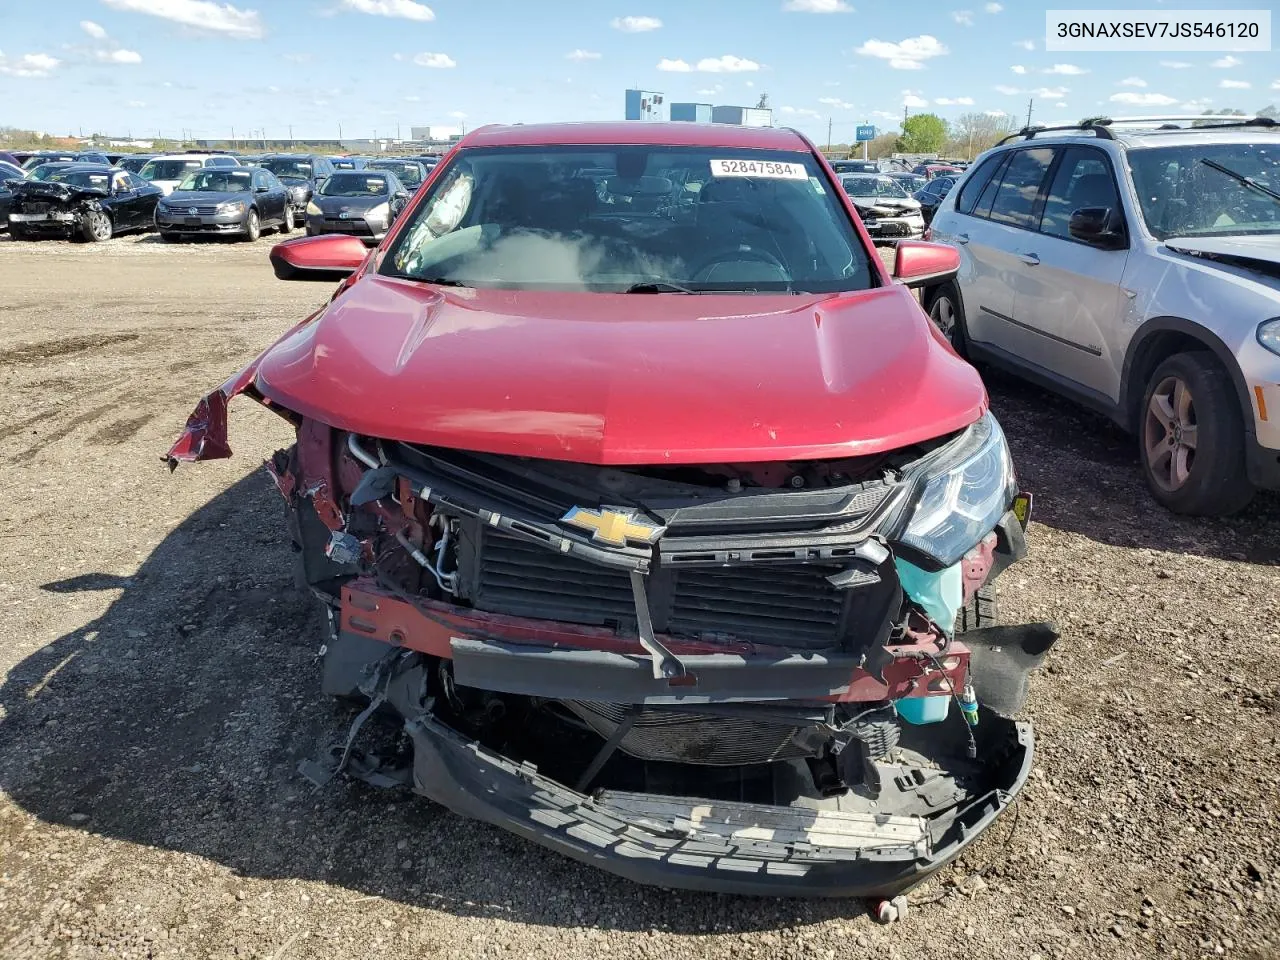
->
710, 159, 807, 180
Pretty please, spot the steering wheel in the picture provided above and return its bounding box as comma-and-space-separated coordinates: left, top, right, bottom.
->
689, 245, 788, 284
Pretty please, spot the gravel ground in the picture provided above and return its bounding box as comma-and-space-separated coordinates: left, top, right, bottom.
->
0, 232, 1277, 960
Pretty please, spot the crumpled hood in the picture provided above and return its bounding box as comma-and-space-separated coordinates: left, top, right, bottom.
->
1165, 235, 1280, 281
9, 180, 106, 203
250, 276, 986, 464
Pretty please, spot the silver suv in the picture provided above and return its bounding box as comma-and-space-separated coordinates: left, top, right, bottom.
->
926, 115, 1280, 516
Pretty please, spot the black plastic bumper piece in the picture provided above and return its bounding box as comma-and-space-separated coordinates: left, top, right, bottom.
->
404, 711, 1034, 898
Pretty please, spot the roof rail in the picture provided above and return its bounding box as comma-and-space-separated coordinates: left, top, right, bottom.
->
994, 119, 1115, 146
995, 115, 1277, 146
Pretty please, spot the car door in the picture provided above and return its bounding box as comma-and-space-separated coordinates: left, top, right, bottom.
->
127, 173, 160, 225
1007, 145, 1131, 401
954, 146, 1058, 358
109, 171, 140, 229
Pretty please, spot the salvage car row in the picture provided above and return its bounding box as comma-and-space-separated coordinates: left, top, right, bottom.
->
0, 150, 436, 244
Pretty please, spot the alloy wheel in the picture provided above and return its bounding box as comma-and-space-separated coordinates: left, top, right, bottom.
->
89, 211, 112, 242
1144, 375, 1198, 491
929, 295, 957, 343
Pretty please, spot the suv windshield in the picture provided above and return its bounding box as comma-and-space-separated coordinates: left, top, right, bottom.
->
369, 161, 423, 185
382, 145, 872, 293
1128, 141, 1280, 239
141, 159, 200, 181
260, 158, 312, 180
319, 173, 390, 197
843, 176, 909, 199
178, 169, 254, 192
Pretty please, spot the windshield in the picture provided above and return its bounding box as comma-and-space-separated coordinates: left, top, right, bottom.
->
370, 161, 423, 185
141, 159, 201, 181
177, 169, 254, 193
843, 176, 909, 199
319, 173, 390, 197
259, 158, 312, 179
48, 170, 110, 190
1128, 141, 1280, 239
382, 145, 873, 294
29, 164, 70, 181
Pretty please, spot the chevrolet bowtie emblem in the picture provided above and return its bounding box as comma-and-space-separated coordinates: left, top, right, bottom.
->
560, 506, 665, 547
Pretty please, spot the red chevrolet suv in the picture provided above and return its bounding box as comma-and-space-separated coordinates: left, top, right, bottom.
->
169, 122, 1053, 901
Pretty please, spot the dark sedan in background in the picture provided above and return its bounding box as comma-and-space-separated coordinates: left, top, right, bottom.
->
304, 169, 408, 243
155, 166, 293, 242
330, 156, 369, 171
913, 175, 959, 226
0, 160, 25, 229
366, 158, 429, 193
117, 155, 156, 174
8, 164, 161, 241
256, 154, 337, 218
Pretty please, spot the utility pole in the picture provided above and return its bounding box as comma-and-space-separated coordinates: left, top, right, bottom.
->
1026, 98, 1034, 129
903, 104, 908, 126
231, 125, 235, 148
826, 117, 832, 152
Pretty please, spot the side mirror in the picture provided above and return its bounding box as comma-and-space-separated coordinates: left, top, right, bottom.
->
892, 240, 961, 288
269, 234, 369, 282
255, 185, 270, 194
1068, 207, 1126, 248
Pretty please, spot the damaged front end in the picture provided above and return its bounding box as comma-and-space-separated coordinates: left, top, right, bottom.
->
172, 393, 1055, 897
7, 180, 108, 238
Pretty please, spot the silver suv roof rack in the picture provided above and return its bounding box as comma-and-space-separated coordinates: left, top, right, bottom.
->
995, 114, 1276, 146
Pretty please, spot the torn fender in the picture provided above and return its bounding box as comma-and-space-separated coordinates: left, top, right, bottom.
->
165, 308, 326, 469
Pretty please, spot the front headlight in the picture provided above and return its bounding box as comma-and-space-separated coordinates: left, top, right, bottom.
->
218, 200, 245, 214
306, 200, 321, 216
897, 413, 1016, 567
1259, 318, 1280, 357
366, 202, 389, 221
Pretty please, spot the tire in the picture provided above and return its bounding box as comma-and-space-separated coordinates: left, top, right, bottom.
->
242, 208, 260, 242
1138, 351, 1255, 516
923, 281, 968, 356
82, 210, 113, 243
954, 584, 997, 635
280, 206, 295, 234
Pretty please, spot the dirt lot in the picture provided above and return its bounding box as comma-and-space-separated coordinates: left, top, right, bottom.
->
0, 231, 1277, 960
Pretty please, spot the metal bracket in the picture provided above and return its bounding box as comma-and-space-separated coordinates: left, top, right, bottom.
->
629, 570, 688, 682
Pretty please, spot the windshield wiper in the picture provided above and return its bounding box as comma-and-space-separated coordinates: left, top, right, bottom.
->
416, 276, 472, 288
623, 281, 702, 294
1199, 158, 1280, 205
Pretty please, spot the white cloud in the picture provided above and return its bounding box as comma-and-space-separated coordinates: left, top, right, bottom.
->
782, 0, 853, 11
744, 80, 755, 87
566, 49, 601, 61
1032, 85, 1069, 99
952, 10, 974, 26
449, 110, 467, 119
1015, 39, 1034, 50
1212, 55, 1241, 68
935, 96, 975, 105
781, 105, 824, 118
413, 51, 455, 68
1010, 64, 1026, 75
903, 91, 928, 108
872, 110, 899, 120
695, 86, 721, 95
1181, 98, 1212, 110
0, 52, 60, 76
80, 20, 109, 39
100, 0, 264, 39
98, 48, 143, 63
994, 84, 1020, 95
1273, 79, 1280, 90
127, 99, 145, 107
984, 1, 1003, 11
855, 35, 947, 70
403, 94, 420, 102
694, 55, 760, 73
1044, 63, 1086, 75
1160, 60, 1192, 68
984, 109, 1006, 116
1118, 76, 1147, 87
612, 15, 661, 32
657, 58, 691, 72
1055, 101, 1067, 108
339, 0, 433, 19
818, 96, 855, 109
1110, 91, 1178, 106
1220, 78, 1251, 89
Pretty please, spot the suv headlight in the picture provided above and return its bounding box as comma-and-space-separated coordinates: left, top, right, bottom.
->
1259, 318, 1280, 357
897, 413, 1016, 567
218, 200, 245, 214
306, 200, 321, 216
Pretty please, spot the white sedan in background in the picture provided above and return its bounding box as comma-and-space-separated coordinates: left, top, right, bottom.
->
840, 174, 925, 242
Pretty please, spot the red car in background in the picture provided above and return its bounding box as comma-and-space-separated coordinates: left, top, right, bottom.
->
169, 122, 1053, 902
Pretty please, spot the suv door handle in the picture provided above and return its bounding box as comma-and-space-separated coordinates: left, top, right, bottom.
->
1019, 252, 1040, 265
954, 233, 969, 244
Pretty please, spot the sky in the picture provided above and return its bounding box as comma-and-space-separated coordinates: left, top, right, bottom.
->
0, 0, 1277, 143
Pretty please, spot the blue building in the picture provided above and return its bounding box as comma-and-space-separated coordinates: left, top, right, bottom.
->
625, 89, 665, 121
670, 102, 713, 123
711, 105, 773, 127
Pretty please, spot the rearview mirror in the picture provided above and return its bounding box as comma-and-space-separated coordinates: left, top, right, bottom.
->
269, 234, 369, 281
892, 240, 961, 288
1068, 207, 1126, 248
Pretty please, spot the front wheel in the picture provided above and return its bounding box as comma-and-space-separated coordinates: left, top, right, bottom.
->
923, 281, 968, 356
1138, 351, 1255, 516
280, 206, 295, 234
83, 210, 113, 243
242, 208, 260, 242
